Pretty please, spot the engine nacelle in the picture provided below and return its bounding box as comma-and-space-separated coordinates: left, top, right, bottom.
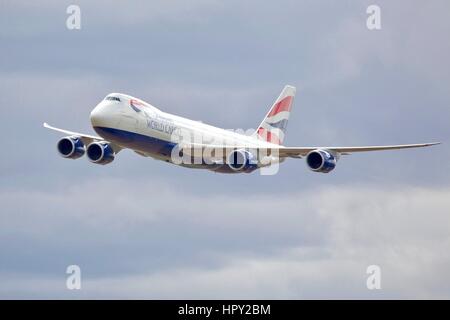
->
57, 136, 85, 159
306, 149, 337, 173
86, 142, 115, 165
227, 149, 258, 173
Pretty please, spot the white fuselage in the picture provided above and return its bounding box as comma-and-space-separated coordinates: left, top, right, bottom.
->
90, 93, 279, 173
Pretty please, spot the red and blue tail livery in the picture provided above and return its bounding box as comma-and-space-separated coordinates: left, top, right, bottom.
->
254, 85, 295, 145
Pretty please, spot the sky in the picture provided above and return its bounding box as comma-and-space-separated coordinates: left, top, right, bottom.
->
0, 0, 449, 299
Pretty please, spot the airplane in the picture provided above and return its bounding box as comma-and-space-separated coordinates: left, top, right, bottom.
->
44, 85, 440, 174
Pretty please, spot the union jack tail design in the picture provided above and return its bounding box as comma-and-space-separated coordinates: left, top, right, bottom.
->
253, 85, 296, 145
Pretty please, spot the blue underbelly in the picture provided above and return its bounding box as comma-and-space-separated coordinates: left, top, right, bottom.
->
93, 126, 257, 174
93, 126, 175, 157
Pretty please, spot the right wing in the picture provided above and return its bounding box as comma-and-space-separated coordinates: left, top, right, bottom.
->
43, 122, 101, 145
43, 122, 123, 152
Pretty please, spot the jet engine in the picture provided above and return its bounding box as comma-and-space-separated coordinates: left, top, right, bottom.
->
57, 136, 85, 159
305, 149, 337, 173
227, 149, 258, 173
86, 141, 115, 165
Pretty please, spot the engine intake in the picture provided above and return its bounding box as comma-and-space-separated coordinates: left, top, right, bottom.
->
227, 149, 258, 173
306, 149, 337, 173
57, 136, 85, 159
86, 142, 115, 165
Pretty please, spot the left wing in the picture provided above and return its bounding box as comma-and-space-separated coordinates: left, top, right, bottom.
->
179, 142, 440, 159
279, 142, 441, 158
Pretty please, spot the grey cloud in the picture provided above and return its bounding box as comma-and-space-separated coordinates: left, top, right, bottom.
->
1, 181, 449, 298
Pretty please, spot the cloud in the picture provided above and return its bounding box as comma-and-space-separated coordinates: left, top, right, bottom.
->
315, 0, 450, 92
1, 179, 449, 298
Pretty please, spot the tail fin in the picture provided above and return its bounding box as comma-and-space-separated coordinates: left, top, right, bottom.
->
252, 85, 296, 145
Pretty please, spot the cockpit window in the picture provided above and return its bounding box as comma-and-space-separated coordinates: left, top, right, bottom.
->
105, 96, 121, 102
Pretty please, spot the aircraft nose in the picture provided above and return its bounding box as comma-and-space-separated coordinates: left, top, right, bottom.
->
90, 106, 101, 127
90, 103, 110, 127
